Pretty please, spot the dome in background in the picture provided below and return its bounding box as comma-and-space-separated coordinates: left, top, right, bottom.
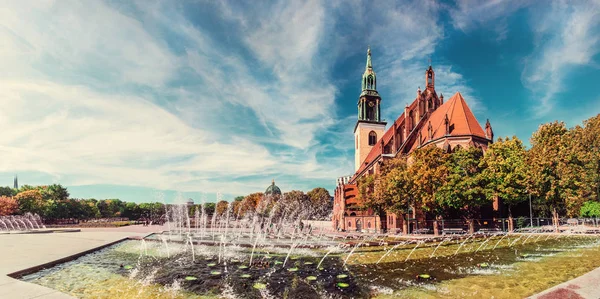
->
265, 179, 282, 196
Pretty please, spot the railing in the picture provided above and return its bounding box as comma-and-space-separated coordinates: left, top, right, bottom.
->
383, 217, 600, 234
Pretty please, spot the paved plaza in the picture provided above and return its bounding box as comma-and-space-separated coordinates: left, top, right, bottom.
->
0, 225, 165, 299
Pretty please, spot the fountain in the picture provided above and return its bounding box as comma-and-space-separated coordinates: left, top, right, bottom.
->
11, 195, 600, 299
0, 213, 45, 232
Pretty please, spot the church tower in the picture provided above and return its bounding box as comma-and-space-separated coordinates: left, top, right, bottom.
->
354, 47, 386, 171
13, 175, 18, 190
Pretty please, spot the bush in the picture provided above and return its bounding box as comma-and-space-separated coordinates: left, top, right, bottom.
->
580, 201, 600, 218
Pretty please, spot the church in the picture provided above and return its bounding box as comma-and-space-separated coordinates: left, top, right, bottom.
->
332, 48, 494, 233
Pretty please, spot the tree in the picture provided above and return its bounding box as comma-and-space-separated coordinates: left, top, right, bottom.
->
528, 122, 569, 229
481, 136, 528, 231
238, 193, 263, 217
216, 200, 229, 216
409, 145, 449, 234
122, 202, 141, 220
0, 196, 18, 215
579, 114, 600, 202
358, 172, 393, 233
379, 157, 414, 234
45, 184, 70, 202
437, 146, 488, 233
15, 190, 46, 216
274, 191, 309, 222
0, 186, 17, 197
580, 201, 600, 218
557, 126, 591, 216
307, 187, 332, 220
18, 185, 36, 192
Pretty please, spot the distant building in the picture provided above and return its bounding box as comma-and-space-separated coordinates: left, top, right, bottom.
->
187, 198, 194, 205
13, 175, 18, 190
333, 47, 494, 233
265, 179, 282, 196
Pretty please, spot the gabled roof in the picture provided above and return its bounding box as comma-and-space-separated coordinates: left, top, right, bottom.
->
351, 92, 487, 182
408, 92, 486, 152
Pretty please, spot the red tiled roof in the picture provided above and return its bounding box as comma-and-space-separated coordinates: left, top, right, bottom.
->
351, 92, 487, 182
408, 92, 486, 151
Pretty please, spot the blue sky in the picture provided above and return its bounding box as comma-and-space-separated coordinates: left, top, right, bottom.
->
0, 0, 599, 203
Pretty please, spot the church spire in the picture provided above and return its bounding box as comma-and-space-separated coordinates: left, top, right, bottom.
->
13, 175, 18, 190
366, 46, 372, 69
361, 47, 377, 92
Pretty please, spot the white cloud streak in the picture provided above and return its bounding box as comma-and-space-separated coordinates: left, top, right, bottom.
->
522, 0, 600, 117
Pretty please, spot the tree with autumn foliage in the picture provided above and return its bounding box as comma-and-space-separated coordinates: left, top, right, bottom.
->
357, 172, 388, 232
238, 192, 263, 218
0, 196, 19, 215
528, 122, 569, 229
480, 136, 528, 231
577, 114, 600, 203
409, 145, 449, 234
14, 190, 46, 216
215, 200, 229, 216
437, 146, 488, 234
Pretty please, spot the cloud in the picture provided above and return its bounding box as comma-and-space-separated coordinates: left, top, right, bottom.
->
0, 0, 500, 201
0, 0, 348, 198
449, 0, 533, 35
521, 0, 600, 117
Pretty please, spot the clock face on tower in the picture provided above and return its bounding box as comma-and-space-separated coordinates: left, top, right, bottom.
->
368, 101, 375, 107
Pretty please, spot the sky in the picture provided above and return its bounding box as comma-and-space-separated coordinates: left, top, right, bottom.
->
0, 0, 599, 203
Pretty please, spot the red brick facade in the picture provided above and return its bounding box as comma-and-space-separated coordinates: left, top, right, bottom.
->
333, 65, 493, 233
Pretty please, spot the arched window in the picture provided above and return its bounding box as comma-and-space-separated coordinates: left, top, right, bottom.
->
368, 131, 377, 145
428, 72, 433, 85
350, 212, 356, 216
367, 222, 371, 228
428, 98, 433, 111
367, 75, 374, 89
348, 221, 352, 227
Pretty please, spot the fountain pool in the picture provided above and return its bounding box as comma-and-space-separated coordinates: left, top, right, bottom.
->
16, 232, 600, 299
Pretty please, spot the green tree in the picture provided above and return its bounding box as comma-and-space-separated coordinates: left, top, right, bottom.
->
0, 186, 17, 197
580, 201, 600, 218
45, 184, 70, 202
380, 157, 414, 234
481, 136, 528, 231
122, 202, 141, 220
307, 187, 332, 220
437, 146, 488, 233
18, 185, 36, 192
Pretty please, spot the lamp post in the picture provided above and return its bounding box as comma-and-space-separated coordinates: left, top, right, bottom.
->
529, 192, 533, 227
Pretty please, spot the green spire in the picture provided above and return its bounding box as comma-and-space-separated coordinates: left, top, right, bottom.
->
361, 46, 377, 92
366, 46, 372, 70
